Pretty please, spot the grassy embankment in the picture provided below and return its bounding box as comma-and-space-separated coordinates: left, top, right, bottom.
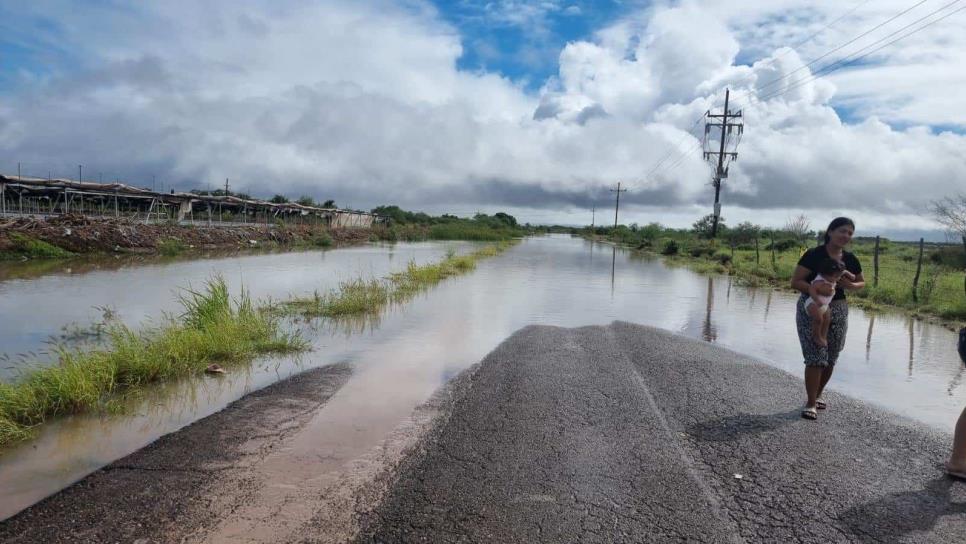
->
0, 278, 306, 446
279, 241, 515, 319
0, 221, 521, 260
589, 227, 966, 323
0, 233, 74, 260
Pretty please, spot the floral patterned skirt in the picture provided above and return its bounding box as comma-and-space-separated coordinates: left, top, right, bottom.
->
796, 294, 849, 367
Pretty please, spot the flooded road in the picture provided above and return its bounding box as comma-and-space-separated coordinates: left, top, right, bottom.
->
2, 234, 964, 520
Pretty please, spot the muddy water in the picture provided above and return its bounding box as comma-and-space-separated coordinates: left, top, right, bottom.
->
2, 235, 964, 520
0, 243, 471, 376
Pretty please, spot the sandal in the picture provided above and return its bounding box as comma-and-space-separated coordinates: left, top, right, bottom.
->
816, 398, 827, 410
801, 407, 818, 420
946, 462, 966, 481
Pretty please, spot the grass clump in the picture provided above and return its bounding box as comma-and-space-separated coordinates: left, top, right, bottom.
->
282, 241, 516, 320
283, 278, 390, 317
0, 277, 306, 447
157, 238, 187, 256
3, 233, 74, 259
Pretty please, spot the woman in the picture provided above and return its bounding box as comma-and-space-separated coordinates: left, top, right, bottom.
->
948, 327, 966, 479
790, 217, 866, 420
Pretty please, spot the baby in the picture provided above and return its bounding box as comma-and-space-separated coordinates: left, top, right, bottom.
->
805, 258, 854, 347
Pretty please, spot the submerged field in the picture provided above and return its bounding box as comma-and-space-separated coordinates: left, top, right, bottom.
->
0, 241, 515, 448
592, 228, 966, 324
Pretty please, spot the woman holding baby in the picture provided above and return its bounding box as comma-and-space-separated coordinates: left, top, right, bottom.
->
790, 217, 866, 420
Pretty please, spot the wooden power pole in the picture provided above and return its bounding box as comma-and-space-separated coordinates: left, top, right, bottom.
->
611, 182, 627, 229
703, 88, 743, 239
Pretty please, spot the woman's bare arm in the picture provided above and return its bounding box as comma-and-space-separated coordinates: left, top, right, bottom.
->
791, 265, 813, 295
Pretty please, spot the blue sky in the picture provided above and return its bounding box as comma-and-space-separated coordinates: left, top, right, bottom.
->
433, 1, 635, 90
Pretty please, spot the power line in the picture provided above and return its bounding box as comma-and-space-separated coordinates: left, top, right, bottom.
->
754, 1, 965, 103
756, 0, 875, 70
624, 1, 961, 199
754, 0, 932, 96
643, 116, 705, 179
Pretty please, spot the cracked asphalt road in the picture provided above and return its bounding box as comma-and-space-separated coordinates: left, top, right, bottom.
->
357, 322, 966, 543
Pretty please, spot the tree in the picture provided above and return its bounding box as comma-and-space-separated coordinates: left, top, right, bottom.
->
270, 194, 289, 204
493, 212, 518, 227
930, 194, 966, 296
693, 214, 725, 239
726, 221, 760, 253
640, 222, 663, 241
784, 214, 811, 249
321, 199, 336, 208
296, 196, 315, 207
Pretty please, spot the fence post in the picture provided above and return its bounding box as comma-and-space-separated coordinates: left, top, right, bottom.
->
755, 236, 759, 265
962, 235, 966, 298
873, 235, 880, 288
912, 237, 924, 303
770, 234, 776, 267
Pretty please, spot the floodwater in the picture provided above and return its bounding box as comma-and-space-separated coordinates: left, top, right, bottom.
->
1, 234, 964, 520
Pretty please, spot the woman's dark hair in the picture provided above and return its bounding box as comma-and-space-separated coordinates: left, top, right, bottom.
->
824, 217, 856, 244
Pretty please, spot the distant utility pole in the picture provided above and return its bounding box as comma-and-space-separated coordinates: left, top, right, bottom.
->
78, 164, 82, 183
591, 205, 596, 229
610, 182, 627, 229
703, 88, 743, 239
225, 178, 230, 196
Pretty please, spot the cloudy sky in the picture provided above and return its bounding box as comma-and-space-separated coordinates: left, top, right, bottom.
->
1, 0, 965, 239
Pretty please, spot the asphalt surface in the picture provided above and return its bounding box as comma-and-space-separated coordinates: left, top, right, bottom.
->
0, 363, 353, 543
357, 322, 966, 543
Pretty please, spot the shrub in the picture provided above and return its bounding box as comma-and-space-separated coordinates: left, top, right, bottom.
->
661, 239, 679, 255
929, 246, 965, 268
765, 238, 798, 252
688, 244, 715, 258
713, 252, 733, 265
157, 238, 187, 256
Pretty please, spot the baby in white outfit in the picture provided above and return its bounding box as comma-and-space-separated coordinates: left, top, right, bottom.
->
805, 258, 854, 347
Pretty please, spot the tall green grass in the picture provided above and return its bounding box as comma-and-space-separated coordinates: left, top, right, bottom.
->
0, 277, 306, 447
625, 235, 966, 322
2, 233, 74, 260
282, 241, 515, 319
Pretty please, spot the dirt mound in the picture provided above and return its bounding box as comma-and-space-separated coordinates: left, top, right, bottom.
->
0, 215, 373, 255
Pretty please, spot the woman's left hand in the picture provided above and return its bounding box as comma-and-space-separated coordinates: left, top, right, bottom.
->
838, 272, 866, 290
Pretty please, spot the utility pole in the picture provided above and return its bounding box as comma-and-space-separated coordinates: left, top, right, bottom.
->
78, 164, 82, 183
610, 182, 627, 229
225, 178, 230, 196
703, 88, 743, 239
591, 205, 595, 230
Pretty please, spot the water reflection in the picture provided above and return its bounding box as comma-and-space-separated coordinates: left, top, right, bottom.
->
909, 318, 916, 378
610, 245, 617, 297
0, 242, 471, 378
2, 235, 965, 520
866, 314, 875, 362
703, 276, 717, 342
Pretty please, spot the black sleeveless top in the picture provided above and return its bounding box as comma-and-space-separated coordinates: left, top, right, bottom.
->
796, 245, 862, 301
